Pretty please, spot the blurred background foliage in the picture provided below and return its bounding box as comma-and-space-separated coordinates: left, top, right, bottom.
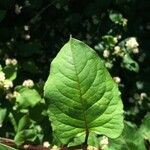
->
0, 0, 150, 149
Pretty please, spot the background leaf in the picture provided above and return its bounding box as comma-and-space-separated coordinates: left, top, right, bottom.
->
108, 122, 146, 150
139, 113, 150, 142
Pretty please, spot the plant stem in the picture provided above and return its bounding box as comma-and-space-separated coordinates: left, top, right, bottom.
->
83, 129, 89, 150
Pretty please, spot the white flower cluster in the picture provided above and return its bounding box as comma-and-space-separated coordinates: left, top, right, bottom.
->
0, 72, 13, 90
0, 72, 5, 81
22, 79, 34, 88
125, 37, 139, 54
5, 91, 20, 100
100, 136, 109, 149
5, 58, 17, 66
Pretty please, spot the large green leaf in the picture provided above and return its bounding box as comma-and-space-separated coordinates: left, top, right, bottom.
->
44, 38, 124, 144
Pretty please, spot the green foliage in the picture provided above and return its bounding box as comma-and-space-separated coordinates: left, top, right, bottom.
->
15, 87, 41, 108
139, 113, 150, 142
44, 38, 124, 145
0, 143, 17, 150
108, 122, 146, 150
0, 0, 149, 149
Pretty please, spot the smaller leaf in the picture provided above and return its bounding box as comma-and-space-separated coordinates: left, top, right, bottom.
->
139, 113, 150, 142
14, 115, 43, 145
16, 87, 41, 108
109, 11, 124, 25
108, 122, 146, 150
0, 108, 7, 127
0, 143, 17, 150
3, 65, 17, 81
121, 54, 139, 72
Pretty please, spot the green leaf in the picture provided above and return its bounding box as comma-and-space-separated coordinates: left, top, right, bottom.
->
109, 11, 124, 25
3, 65, 17, 81
14, 115, 43, 145
108, 122, 146, 150
0, 143, 17, 150
121, 54, 139, 72
139, 113, 150, 142
0, 108, 7, 127
44, 38, 124, 145
0, 10, 6, 22
16, 87, 41, 108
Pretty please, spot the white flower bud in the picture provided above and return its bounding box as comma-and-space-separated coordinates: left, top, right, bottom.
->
13, 91, 20, 98
113, 76, 121, 83
0, 72, 5, 81
24, 34, 30, 40
24, 25, 29, 31
133, 48, 139, 54
117, 35, 122, 39
113, 37, 118, 43
23, 79, 34, 88
123, 18, 128, 26
5, 58, 17, 65
3, 80, 13, 90
140, 92, 147, 100
114, 46, 121, 54
15, 4, 22, 15
43, 141, 50, 148
125, 37, 139, 49
103, 50, 110, 58
100, 136, 109, 149
6, 93, 13, 100
51, 145, 59, 150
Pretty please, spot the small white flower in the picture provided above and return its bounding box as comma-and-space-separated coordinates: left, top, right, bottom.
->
123, 18, 128, 26
3, 80, 13, 90
12, 59, 17, 65
117, 35, 122, 39
125, 37, 139, 49
13, 91, 20, 98
6, 93, 13, 100
113, 76, 121, 83
43, 141, 50, 148
51, 145, 59, 150
140, 92, 147, 100
24, 34, 30, 40
24, 25, 29, 31
103, 50, 110, 58
133, 48, 139, 54
23, 79, 34, 88
0, 72, 5, 81
100, 136, 109, 149
114, 46, 121, 54
113, 37, 118, 43
5, 58, 17, 65
15, 4, 22, 15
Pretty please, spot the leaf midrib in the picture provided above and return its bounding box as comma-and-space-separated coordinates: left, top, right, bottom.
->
69, 41, 89, 134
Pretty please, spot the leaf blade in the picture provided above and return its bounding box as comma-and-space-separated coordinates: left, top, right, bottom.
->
44, 38, 124, 144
